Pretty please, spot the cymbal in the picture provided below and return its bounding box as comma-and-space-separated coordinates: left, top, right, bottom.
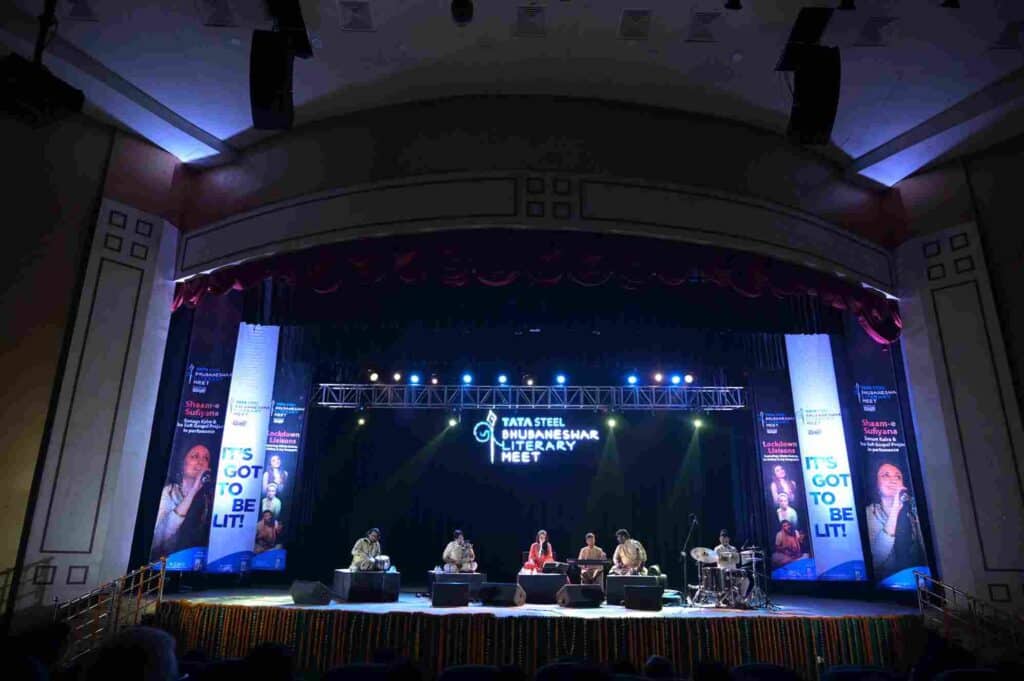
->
740, 550, 763, 565
690, 547, 718, 564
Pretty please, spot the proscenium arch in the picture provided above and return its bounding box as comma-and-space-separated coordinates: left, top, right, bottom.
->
177, 171, 893, 294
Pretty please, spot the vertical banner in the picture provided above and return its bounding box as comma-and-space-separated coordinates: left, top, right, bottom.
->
751, 372, 816, 580
205, 323, 280, 573
150, 295, 241, 571
785, 334, 867, 581
251, 361, 312, 570
844, 323, 930, 589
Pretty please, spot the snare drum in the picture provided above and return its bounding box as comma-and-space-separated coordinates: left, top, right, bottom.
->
374, 555, 391, 571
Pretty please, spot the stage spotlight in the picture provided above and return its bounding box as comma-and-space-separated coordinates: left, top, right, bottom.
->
462, 373, 473, 384
393, 372, 402, 382
448, 417, 458, 428
670, 375, 681, 385
451, 0, 474, 25
526, 377, 535, 386
369, 371, 379, 382
627, 375, 638, 385
410, 374, 421, 384
684, 374, 695, 384
693, 418, 703, 429
653, 372, 663, 383
607, 417, 617, 428
357, 417, 366, 426
498, 374, 508, 385
430, 375, 439, 385
556, 374, 567, 385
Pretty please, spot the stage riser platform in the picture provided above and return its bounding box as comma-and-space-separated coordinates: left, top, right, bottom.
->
155, 601, 923, 679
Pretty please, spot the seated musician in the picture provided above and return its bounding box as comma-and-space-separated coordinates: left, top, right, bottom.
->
522, 529, 555, 573
442, 529, 478, 573
610, 528, 647, 575
577, 532, 607, 584
772, 520, 805, 567
714, 529, 739, 568
349, 527, 382, 571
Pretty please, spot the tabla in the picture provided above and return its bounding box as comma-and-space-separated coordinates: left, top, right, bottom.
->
374, 555, 391, 571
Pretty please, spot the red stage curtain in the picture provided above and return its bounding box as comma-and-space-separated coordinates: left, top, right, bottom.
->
173, 231, 901, 343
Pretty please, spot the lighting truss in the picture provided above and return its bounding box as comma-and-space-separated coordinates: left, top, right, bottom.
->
313, 384, 747, 411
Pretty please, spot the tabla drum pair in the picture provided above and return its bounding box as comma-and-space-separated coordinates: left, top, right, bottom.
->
374, 555, 391, 571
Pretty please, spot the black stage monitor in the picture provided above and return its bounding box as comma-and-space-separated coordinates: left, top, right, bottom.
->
556, 584, 604, 609
624, 585, 664, 611
478, 582, 526, 607
290, 580, 333, 605
432, 582, 470, 607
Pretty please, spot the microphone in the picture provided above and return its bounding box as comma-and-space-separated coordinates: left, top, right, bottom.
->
899, 490, 911, 504
200, 471, 212, 486
689, 513, 698, 525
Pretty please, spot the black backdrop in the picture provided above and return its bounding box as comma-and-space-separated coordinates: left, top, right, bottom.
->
288, 407, 757, 588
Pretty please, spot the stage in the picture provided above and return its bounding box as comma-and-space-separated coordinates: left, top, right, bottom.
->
155, 589, 924, 679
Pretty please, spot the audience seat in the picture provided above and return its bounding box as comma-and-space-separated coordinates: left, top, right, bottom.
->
732, 662, 802, 681
822, 665, 905, 681
437, 664, 505, 680
323, 663, 394, 681
535, 661, 612, 681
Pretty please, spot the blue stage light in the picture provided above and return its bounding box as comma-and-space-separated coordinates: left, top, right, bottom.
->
670, 374, 681, 385
627, 375, 638, 385
462, 373, 473, 384
556, 374, 567, 385
498, 374, 508, 385
410, 374, 421, 384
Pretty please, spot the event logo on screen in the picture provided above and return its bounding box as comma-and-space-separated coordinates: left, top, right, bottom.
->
784, 334, 867, 581
473, 410, 600, 464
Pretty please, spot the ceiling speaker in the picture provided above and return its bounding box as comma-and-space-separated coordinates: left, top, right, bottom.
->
250, 30, 294, 130
786, 46, 841, 146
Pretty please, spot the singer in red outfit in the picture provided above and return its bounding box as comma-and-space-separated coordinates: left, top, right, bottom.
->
523, 529, 555, 572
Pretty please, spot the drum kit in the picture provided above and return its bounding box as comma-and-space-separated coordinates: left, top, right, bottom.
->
686, 546, 767, 608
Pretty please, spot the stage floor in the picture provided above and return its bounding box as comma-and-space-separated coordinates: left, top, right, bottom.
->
164, 587, 917, 620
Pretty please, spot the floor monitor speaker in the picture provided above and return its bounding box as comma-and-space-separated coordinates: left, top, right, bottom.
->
556, 584, 604, 608
290, 580, 333, 605
478, 582, 526, 607
432, 582, 470, 607
623, 585, 664, 611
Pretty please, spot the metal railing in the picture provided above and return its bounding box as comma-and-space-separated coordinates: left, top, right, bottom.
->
914, 570, 1024, 662
314, 383, 748, 411
53, 559, 167, 665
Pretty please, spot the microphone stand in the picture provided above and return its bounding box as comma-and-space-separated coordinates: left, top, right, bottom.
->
681, 516, 698, 607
